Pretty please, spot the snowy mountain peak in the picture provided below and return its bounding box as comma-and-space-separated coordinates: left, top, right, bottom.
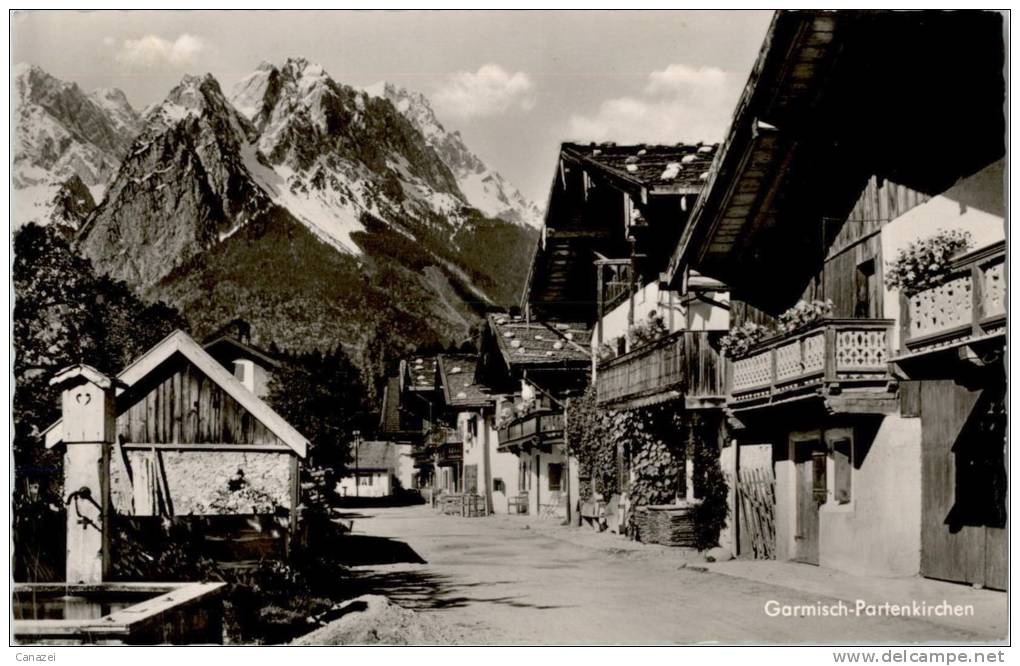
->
13, 64, 142, 229
370, 81, 543, 228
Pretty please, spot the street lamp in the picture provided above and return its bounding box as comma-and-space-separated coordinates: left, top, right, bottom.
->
353, 430, 361, 498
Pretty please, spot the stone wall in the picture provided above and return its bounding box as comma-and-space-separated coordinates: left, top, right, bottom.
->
109, 449, 292, 516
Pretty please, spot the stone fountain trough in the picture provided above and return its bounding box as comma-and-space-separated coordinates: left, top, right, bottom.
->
13, 581, 226, 645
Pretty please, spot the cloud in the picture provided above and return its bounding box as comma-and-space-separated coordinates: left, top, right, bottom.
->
568, 63, 740, 144
433, 64, 535, 120
114, 34, 206, 68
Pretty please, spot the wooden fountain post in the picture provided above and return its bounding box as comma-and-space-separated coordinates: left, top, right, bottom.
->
51, 365, 116, 584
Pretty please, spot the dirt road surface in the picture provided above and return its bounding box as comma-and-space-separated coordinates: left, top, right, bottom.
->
333, 505, 1005, 645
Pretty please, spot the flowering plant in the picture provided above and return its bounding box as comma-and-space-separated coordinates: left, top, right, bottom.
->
885, 229, 973, 295
628, 311, 669, 348
719, 321, 771, 358
776, 299, 833, 334
597, 342, 617, 362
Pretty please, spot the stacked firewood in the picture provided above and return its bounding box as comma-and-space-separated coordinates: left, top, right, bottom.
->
633, 503, 699, 547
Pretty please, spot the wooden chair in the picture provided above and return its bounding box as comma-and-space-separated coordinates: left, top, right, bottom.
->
605, 494, 622, 533
540, 491, 564, 517
507, 492, 529, 514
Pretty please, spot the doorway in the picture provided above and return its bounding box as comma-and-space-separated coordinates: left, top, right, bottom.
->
794, 438, 826, 565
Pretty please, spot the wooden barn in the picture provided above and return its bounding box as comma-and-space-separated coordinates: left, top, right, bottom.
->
44, 330, 308, 574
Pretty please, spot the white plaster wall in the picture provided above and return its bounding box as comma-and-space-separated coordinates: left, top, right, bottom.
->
881, 160, 1005, 349
460, 411, 484, 493
528, 446, 568, 518
337, 471, 390, 498
599, 280, 730, 352
394, 443, 414, 492
489, 419, 520, 514
818, 416, 922, 576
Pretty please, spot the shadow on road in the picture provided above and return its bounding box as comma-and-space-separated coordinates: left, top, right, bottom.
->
347, 567, 569, 612
334, 535, 428, 565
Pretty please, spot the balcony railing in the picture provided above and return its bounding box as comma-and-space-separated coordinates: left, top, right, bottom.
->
729, 318, 894, 407
901, 241, 1006, 356
597, 330, 724, 410
498, 410, 565, 453
438, 441, 462, 465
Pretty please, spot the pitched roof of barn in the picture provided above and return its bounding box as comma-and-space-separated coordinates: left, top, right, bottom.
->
42, 330, 308, 457
487, 313, 591, 369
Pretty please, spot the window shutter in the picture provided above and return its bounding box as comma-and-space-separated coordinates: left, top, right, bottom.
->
832, 438, 852, 504
811, 450, 827, 504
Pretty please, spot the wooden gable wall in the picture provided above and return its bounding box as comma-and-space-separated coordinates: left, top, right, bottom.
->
802, 177, 930, 317
116, 353, 288, 447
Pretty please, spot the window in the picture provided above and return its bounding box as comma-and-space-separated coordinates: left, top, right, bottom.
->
358, 474, 373, 487
519, 459, 530, 491
548, 463, 564, 492
811, 449, 827, 504
855, 258, 879, 318
493, 478, 505, 494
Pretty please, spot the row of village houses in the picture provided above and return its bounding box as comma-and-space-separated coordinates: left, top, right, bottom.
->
33, 10, 1004, 592
377, 10, 1006, 590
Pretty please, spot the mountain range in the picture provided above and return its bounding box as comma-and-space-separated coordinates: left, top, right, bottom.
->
13, 59, 542, 376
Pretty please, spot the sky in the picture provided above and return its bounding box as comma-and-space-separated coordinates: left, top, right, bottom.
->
11, 10, 773, 204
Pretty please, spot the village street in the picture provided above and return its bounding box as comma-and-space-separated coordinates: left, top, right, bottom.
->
332, 506, 1007, 645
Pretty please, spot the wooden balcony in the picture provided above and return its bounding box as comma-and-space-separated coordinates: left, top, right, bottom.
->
729, 318, 896, 414
897, 241, 1005, 368
596, 330, 725, 411
438, 441, 462, 465
498, 410, 565, 454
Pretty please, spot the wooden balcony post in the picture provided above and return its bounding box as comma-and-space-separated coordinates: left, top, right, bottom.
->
824, 324, 837, 383
899, 291, 911, 356
769, 345, 777, 398
971, 262, 984, 337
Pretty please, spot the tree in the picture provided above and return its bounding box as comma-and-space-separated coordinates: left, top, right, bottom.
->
266, 344, 369, 474
13, 223, 187, 488
13, 223, 187, 580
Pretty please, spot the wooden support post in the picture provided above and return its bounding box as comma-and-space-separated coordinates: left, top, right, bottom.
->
563, 397, 572, 526
289, 454, 301, 553
482, 411, 494, 516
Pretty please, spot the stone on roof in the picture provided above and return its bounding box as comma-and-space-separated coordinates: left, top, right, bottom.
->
563, 142, 719, 190
487, 314, 591, 367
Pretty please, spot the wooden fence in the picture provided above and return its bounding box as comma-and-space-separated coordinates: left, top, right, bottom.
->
728, 466, 776, 560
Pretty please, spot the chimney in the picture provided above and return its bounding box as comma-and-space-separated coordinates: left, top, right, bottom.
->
50, 365, 116, 584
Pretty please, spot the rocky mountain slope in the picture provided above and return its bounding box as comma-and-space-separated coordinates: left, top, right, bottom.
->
372, 82, 543, 229
12, 64, 141, 230
71, 59, 538, 366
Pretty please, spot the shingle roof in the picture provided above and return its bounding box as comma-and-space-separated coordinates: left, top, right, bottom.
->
562, 142, 719, 192
488, 313, 591, 368
349, 440, 400, 471
437, 355, 493, 408
404, 355, 438, 391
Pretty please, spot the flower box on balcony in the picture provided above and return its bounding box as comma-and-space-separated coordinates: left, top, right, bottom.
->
728, 318, 895, 413
900, 240, 1005, 358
